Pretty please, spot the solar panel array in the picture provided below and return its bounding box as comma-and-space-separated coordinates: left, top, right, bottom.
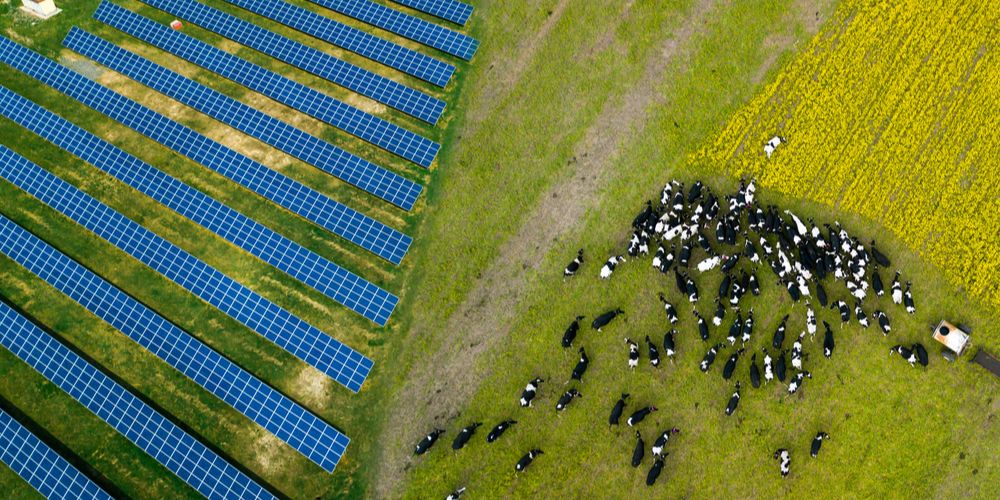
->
94, 1, 439, 169
221, 0, 455, 87
64, 30, 433, 206
0, 407, 111, 500
304, 0, 478, 60
0, 214, 350, 473
141, 0, 446, 124
392, 0, 473, 26
0, 301, 275, 499
0, 84, 398, 327
0, 35, 414, 263
0, 144, 372, 391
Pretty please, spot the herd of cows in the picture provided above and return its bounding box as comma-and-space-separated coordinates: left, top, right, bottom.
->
412, 178, 929, 496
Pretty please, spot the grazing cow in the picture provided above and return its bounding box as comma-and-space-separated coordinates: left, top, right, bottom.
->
659, 294, 679, 324
446, 486, 466, 500
727, 313, 742, 345
678, 243, 693, 268
745, 238, 761, 263
452, 422, 482, 450
815, 281, 828, 307
652, 245, 666, 271
556, 389, 582, 411
889, 345, 917, 366
689, 181, 704, 203
685, 275, 700, 303
626, 338, 641, 369
723, 349, 744, 380
645, 336, 661, 367
791, 332, 805, 370
592, 308, 624, 331
811, 432, 830, 458
675, 269, 689, 296
875, 310, 891, 335
600, 255, 626, 280
742, 309, 755, 345
646, 457, 666, 486
627, 406, 658, 426
787, 371, 811, 394
763, 348, 774, 383
719, 274, 732, 300
872, 266, 885, 296
698, 254, 722, 273
725, 382, 742, 416
609, 393, 630, 426
912, 343, 929, 367
749, 353, 762, 388
775, 350, 788, 382
519, 377, 544, 407
832, 300, 850, 325
764, 136, 785, 158
633, 201, 653, 230
823, 321, 835, 359
414, 428, 445, 455
651, 428, 680, 457
903, 282, 915, 314
774, 449, 791, 477
627, 232, 641, 257
855, 301, 869, 329
632, 431, 645, 467
564, 249, 584, 277
571, 347, 589, 381
713, 299, 726, 327
871, 240, 891, 267
721, 254, 740, 273
486, 420, 516, 443
806, 303, 817, 337
663, 329, 677, 359
695, 311, 710, 341
890, 271, 903, 304
701, 343, 724, 372
749, 270, 761, 296
772, 315, 789, 349
515, 450, 543, 472
562, 315, 585, 348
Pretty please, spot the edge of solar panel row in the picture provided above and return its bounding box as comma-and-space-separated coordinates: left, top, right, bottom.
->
141, 0, 446, 124
392, 0, 473, 26
0, 84, 397, 328
0, 301, 276, 499
94, 1, 439, 169
305, 0, 478, 60
0, 35, 414, 265
64, 29, 432, 207
0, 407, 111, 500
0, 145, 372, 391
0, 214, 351, 473
221, 0, 455, 87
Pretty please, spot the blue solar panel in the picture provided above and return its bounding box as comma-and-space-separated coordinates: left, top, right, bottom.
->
94, 2, 439, 169
392, 0, 472, 26
0, 35, 414, 262
65, 30, 434, 201
305, 0, 478, 60
0, 214, 351, 473
0, 301, 275, 499
221, 0, 455, 87
0, 145, 372, 391
0, 408, 111, 500
141, 0, 446, 124
0, 84, 398, 327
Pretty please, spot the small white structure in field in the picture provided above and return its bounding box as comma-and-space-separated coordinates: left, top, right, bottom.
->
20, 0, 61, 20
764, 135, 785, 158
170, 20, 184, 30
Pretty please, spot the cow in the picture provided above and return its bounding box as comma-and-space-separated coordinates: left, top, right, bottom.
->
815, 281, 828, 307
772, 315, 789, 349
727, 313, 742, 345
446, 487, 466, 500
811, 432, 830, 458
659, 293, 679, 324
556, 389, 582, 411
414, 428, 445, 455
832, 300, 850, 325
626, 338, 641, 369
749, 270, 761, 296
806, 302, 817, 337
632, 431, 645, 467
646, 457, 665, 486
564, 249, 584, 277
823, 321, 835, 359
695, 311, 710, 341
912, 343, 929, 367
646, 336, 661, 367
871, 240, 891, 267
723, 349, 744, 380
600, 255, 626, 279
890, 271, 903, 304
452, 422, 482, 450
749, 353, 762, 388
609, 393, 630, 426
713, 298, 726, 327
855, 301, 869, 329
775, 349, 788, 382
701, 343, 724, 372
741, 309, 755, 345
791, 332, 805, 370
515, 450, 543, 472
592, 308, 624, 331
889, 345, 917, 366
627, 406, 658, 426
651, 428, 680, 457
763, 348, 774, 383
663, 329, 677, 359
875, 310, 891, 335
562, 315, 585, 347
787, 371, 811, 394
486, 420, 516, 443
774, 449, 791, 477
903, 281, 915, 314
571, 347, 589, 381
725, 382, 741, 416
519, 377, 543, 407
872, 266, 885, 296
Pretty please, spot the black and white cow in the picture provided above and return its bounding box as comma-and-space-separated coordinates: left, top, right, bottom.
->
787, 371, 811, 394
772, 315, 789, 350
695, 311, 710, 341
823, 321, 835, 359
749, 353, 762, 388
806, 302, 817, 337
725, 382, 741, 416
663, 329, 677, 359
651, 428, 680, 457
571, 347, 589, 381
646, 457, 666, 486
562, 315, 585, 348
556, 389, 582, 411
762, 348, 774, 383
749, 270, 761, 296
600, 255, 626, 279
519, 377, 544, 407
810, 432, 830, 458
646, 336, 661, 367
515, 450, 543, 472
592, 308, 624, 331
659, 293, 679, 324
445, 486, 466, 500
713, 298, 726, 327
452, 422, 482, 450
890, 271, 903, 304
701, 344, 724, 372
889, 345, 917, 367
632, 431, 644, 467
855, 301, 869, 329
414, 428, 445, 455
609, 393, 630, 426
626, 338, 641, 369
875, 310, 891, 335
486, 420, 516, 443
774, 449, 791, 477
727, 312, 742, 345
741, 309, 755, 345
791, 332, 805, 370
722, 349, 744, 380
903, 281, 915, 314
627, 406, 658, 426
832, 300, 850, 325
563, 249, 584, 277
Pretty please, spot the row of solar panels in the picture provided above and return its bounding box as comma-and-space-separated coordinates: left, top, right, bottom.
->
0, 0, 475, 492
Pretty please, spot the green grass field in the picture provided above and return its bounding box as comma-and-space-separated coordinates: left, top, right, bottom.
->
1, 0, 997, 498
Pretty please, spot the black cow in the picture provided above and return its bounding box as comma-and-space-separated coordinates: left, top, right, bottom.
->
486, 420, 516, 443
646, 457, 665, 486
871, 240, 891, 267
561, 315, 585, 348
414, 428, 445, 455
646, 336, 660, 367
631, 431, 644, 467
872, 266, 885, 296
722, 349, 744, 380
912, 343, 929, 367
725, 382, 741, 416
811, 432, 830, 458
556, 389, 582, 411
815, 281, 828, 307
452, 423, 482, 450
700, 343, 724, 372
519, 377, 543, 407
627, 406, 658, 426
571, 347, 589, 381
592, 308, 624, 331
749, 353, 762, 388
774, 449, 791, 477
515, 450, 543, 472
609, 393, 630, 426
823, 321, 835, 359
564, 249, 584, 277
775, 349, 787, 382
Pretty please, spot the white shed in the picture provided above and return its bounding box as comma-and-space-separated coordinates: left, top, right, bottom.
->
21, 0, 61, 20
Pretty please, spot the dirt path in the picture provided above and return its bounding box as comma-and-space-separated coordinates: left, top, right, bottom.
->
372, 0, 722, 495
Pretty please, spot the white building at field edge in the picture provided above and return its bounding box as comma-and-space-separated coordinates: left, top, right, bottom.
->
21, 0, 61, 20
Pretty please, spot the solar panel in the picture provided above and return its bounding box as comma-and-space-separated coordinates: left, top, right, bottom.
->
220, 0, 455, 87
0, 35, 415, 263
94, 2, 439, 169
0, 215, 351, 473
304, 0, 478, 60
140, 0, 446, 124
0, 301, 275, 499
0, 84, 398, 327
0, 408, 111, 500
0, 144, 372, 391
392, 0, 473, 26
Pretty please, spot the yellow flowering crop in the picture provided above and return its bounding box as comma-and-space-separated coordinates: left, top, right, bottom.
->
696, 0, 1000, 308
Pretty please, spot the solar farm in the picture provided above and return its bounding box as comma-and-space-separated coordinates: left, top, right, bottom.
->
0, 0, 998, 498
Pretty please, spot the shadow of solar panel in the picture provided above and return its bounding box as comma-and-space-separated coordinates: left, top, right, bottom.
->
392, 0, 472, 26
94, 2, 439, 168
0, 302, 275, 499
0, 408, 111, 500
305, 0, 478, 60
0, 35, 414, 264
0, 84, 397, 327
0, 215, 351, 472
0, 145, 372, 391
140, 0, 446, 124
221, 0, 455, 87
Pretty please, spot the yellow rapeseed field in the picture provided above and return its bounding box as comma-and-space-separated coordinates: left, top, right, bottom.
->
696, 0, 1000, 308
